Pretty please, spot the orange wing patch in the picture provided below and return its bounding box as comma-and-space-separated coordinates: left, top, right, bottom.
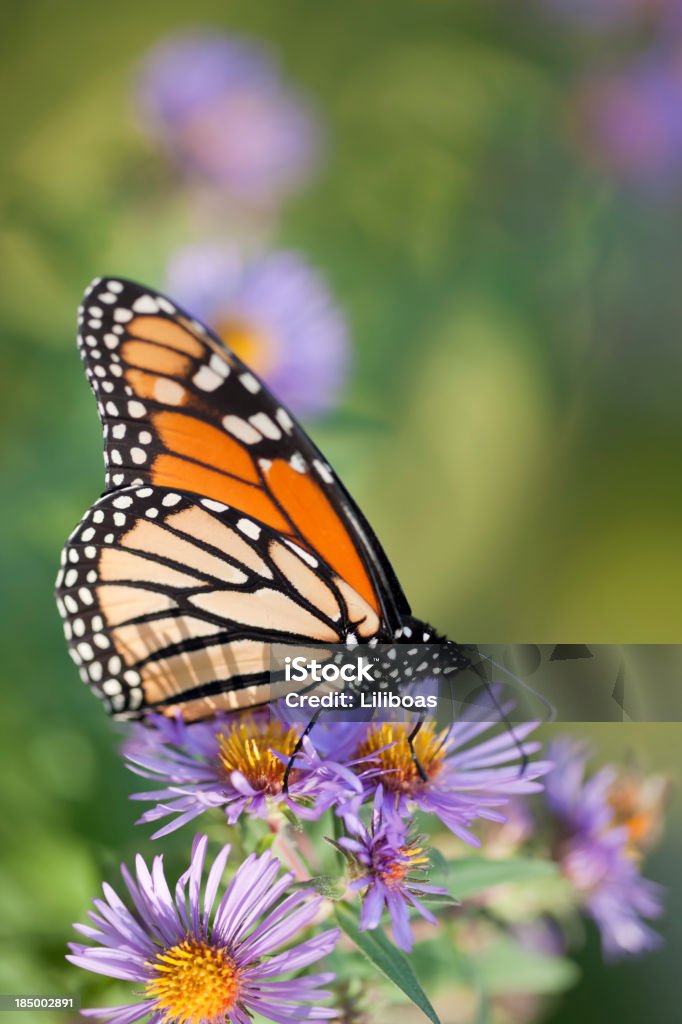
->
267, 460, 380, 614
121, 340, 193, 378
152, 454, 291, 534
153, 412, 259, 483
128, 316, 205, 357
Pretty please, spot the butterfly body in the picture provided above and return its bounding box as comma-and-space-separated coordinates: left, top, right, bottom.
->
56, 278, 471, 721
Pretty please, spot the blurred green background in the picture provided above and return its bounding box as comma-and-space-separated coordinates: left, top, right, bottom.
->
0, 1, 680, 1022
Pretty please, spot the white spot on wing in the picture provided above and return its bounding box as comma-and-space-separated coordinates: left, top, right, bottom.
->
154, 378, 185, 405
284, 540, 318, 568
276, 408, 294, 433
132, 295, 160, 314
209, 353, 230, 378
193, 365, 224, 392
314, 460, 334, 484
237, 518, 261, 540
249, 413, 281, 440
239, 372, 261, 393
223, 415, 261, 444
201, 498, 228, 512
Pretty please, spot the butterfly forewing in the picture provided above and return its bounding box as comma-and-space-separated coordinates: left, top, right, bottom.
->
75, 278, 408, 633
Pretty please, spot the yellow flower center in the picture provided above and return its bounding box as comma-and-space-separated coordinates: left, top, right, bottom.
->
607, 772, 669, 855
356, 723, 445, 793
381, 842, 429, 886
145, 938, 240, 1024
216, 317, 274, 377
217, 714, 300, 793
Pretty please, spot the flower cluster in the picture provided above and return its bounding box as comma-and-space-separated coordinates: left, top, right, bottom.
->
123, 708, 549, 845
543, 738, 665, 958
70, 689, 670, 1021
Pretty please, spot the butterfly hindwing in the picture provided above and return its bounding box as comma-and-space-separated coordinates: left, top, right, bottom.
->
76, 277, 409, 634
56, 485, 382, 720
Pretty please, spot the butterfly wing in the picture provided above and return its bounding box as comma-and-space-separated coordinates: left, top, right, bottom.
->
57, 277, 408, 718
56, 485, 381, 720
76, 277, 408, 629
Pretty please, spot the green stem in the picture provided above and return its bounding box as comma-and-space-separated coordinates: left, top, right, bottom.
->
267, 817, 310, 882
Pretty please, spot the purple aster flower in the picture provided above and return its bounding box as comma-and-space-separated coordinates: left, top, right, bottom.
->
68, 833, 339, 1024
338, 786, 447, 952
544, 738, 664, 958
572, 51, 682, 187
136, 31, 322, 203
123, 711, 362, 837
165, 244, 351, 418
349, 713, 551, 846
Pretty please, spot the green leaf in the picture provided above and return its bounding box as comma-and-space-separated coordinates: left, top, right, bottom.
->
281, 805, 304, 831
334, 903, 441, 1024
433, 857, 558, 900
255, 833, 276, 855
472, 937, 579, 995
323, 835, 356, 866
294, 874, 346, 900
416, 891, 460, 907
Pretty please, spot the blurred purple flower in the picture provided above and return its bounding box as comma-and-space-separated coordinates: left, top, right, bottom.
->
137, 31, 322, 203
544, 738, 617, 835
338, 786, 447, 951
544, 0, 657, 31
166, 244, 351, 418
573, 51, 682, 186
545, 738, 664, 958
123, 711, 361, 837
68, 833, 338, 1024
349, 713, 550, 846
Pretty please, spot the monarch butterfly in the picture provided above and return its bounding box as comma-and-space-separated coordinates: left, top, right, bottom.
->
55, 277, 473, 726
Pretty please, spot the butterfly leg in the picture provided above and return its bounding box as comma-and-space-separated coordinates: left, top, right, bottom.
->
283, 707, 323, 793
407, 717, 428, 782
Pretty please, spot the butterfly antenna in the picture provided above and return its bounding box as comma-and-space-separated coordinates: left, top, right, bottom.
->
475, 650, 557, 723
469, 658, 530, 777
438, 648, 539, 778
